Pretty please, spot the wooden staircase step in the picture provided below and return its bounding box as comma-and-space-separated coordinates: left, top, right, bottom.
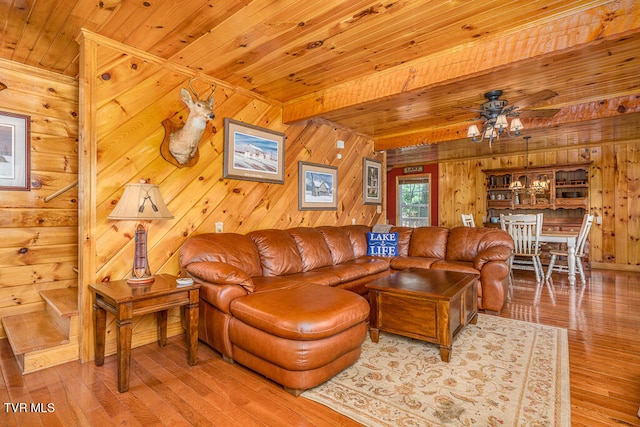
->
2, 311, 69, 356
40, 287, 78, 317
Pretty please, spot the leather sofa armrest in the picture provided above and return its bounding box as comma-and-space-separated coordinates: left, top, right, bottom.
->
473, 246, 513, 270
185, 261, 255, 292
199, 281, 249, 314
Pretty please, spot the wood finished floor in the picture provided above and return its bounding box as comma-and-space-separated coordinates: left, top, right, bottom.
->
1, 269, 639, 426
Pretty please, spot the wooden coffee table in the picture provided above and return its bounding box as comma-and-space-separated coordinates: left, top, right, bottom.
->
366, 268, 478, 362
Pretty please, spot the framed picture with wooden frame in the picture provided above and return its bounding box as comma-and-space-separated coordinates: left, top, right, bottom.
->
0, 111, 30, 191
223, 118, 286, 184
363, 157, 382, 205
298, 161, 338, 211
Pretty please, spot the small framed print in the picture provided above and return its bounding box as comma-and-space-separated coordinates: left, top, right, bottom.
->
0, 111, 30, 191
223, 118, 286, 184
363, 157, 382, 205
298, 161, 338, 211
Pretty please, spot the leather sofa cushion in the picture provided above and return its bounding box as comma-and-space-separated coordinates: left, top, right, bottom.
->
390, 256, 439, 270
313, 264, 368, 283
179, 233, 262, 277
389, 226, 414, 256
408, 227, 449, 259
288, 227, 333, 271
253, 270, 342, 289
446, 226, 503, 262
229, 282, 370, 340
318, 226, 356, 264
251, 276, 309, 292
249, 229, 303, 277
430, 260, 479, 275
229, 320, 366, 371
342, 257, 390, 275
341, 225, 371, 257
185, 261, 254, 292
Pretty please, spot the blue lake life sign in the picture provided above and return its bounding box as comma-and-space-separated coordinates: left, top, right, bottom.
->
367, 232, 399, 257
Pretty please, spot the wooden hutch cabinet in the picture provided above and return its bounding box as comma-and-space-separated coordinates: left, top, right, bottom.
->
483, 162, 592, 231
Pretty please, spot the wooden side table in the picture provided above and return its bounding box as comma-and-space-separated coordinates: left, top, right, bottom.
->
90, 274, 200, 392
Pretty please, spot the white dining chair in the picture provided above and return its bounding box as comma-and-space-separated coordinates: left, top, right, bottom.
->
500, 213, 544, 282
545, 214, 594, 284
461, 213, 475, 227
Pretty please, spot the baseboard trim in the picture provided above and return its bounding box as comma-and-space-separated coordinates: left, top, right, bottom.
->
591, 262, 640, 272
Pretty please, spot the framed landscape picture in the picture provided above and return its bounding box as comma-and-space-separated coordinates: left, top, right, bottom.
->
0, 111, 30, 191
298, 161, 338, 211
363, 157, 382, 204
223, 118, 286, 184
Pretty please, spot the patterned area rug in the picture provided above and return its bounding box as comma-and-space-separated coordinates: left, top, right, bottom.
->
302, 314, 570, 426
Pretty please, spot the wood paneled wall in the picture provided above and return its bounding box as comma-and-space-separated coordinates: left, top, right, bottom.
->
436, 143, 640, 270
0, 59, 78, 338
78, 31, 384, 361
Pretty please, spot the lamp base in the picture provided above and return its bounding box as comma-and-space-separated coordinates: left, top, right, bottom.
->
128, 223, 154, 286
127, 275, 155, 285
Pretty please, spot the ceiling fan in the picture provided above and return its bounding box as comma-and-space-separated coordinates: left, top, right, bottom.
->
462, 89, 560, 146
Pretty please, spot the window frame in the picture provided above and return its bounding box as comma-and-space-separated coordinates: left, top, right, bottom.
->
396, 173, 432, 227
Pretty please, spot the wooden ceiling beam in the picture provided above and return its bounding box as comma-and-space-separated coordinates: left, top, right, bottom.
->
374, 95, 640, 151
282, 1, 640, 125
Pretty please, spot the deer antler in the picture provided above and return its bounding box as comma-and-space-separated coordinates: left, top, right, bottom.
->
187, 78, 199, 100
206, 83, 217, 102
187, 78, 217, 102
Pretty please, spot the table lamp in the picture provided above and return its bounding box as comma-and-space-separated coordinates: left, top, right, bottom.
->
108, 181, 174, 284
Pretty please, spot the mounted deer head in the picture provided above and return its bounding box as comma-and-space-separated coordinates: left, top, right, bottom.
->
168, 79, 216, 165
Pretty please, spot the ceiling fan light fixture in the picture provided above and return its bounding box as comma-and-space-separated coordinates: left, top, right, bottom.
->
463, 89, 559, 146
484, 126, 497, 139
467, 124, 480, 140
510, 117, 524, 133
495, 114, 509, 130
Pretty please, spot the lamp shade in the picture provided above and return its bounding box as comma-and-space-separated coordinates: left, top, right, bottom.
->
466, 124, 480, 138
510, 117, 524, 132
509, 180, 524, 191
495, 114, 509, 130
483, 126, 497, 138
108, 183, 174, 221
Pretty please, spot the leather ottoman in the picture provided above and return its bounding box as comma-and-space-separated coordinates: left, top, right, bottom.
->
228, 282, 370, 395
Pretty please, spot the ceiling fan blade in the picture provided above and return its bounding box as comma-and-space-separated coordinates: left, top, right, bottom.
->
518, 108, 561, 119
510, 89, 558, 110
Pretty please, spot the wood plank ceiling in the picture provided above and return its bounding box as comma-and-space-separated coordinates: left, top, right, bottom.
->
0, 0, 638, 166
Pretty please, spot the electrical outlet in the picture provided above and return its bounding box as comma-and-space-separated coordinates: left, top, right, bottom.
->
352, 218, 356, 225
376, 205, 382, 214
215, 222, 223, 233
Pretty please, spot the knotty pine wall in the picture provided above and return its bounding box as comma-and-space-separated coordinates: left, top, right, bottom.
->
77, 31, 384, 361
435, 143, 640, 270
0, 59, 78, 339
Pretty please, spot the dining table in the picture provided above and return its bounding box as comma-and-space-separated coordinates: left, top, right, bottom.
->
538, 230, 579, 285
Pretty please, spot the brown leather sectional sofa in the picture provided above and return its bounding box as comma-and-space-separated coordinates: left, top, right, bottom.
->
179, 224, 513, 395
